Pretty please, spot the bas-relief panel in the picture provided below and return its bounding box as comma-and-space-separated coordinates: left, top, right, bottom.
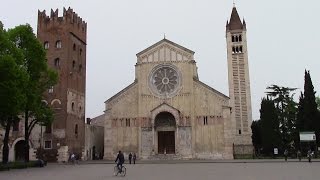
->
177, 127, 192, 156
141, 128, 153, 157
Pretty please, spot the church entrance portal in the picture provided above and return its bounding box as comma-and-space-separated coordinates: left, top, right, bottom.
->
154, 112, 176, 154
158, 131, 175, 154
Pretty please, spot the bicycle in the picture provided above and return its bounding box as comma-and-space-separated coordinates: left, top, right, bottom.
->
114, 164, 126, 177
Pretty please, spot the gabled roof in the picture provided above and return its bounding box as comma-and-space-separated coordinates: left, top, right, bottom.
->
227, 7, 244, 30
104, 80, 137, 103
194, 78, 230, 99
136, 38, 195, 57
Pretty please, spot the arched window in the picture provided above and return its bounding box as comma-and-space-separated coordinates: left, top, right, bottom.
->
236, 47, 239, 53
72, 60, 76, 69
75, 124, 78, 135
232, 47, 236, 54
54, 58, 60, 67
239, 35, 242, 42
44, 41, 49, 49
235, 36, 239, 42
71, 102, 75, 111
56, 40, 62, 48
73, 43, 76, 51
239, 46, 243, 53
232, 36, 235, 42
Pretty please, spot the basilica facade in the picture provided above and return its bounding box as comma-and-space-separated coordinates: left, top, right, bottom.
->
102, 7, 252, 160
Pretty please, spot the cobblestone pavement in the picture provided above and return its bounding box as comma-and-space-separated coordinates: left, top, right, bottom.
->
0, 161, 319, 180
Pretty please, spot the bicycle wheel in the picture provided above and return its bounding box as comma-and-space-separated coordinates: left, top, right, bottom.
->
113, 166, 119, 176
121, 166, 126, 177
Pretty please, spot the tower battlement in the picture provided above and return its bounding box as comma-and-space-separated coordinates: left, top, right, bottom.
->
38, 7, 87, 42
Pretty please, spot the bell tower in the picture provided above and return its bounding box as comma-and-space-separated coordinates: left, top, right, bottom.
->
226, 6, 253, 146
37, 7, 87, 161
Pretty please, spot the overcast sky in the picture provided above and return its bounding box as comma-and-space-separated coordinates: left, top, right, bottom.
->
1, 0, 319, 120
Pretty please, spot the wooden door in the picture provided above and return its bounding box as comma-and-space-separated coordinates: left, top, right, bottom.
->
158, 131, 175, 154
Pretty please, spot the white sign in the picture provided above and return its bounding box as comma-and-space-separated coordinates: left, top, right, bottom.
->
274, 148, 278, 155
299, 132, 316, 142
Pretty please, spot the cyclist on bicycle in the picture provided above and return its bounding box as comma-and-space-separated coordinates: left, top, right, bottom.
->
115, 151, 125, 173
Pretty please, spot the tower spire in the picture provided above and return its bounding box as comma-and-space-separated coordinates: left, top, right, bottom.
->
226, 5, 244, 31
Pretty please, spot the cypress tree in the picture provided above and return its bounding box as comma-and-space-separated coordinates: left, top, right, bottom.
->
260, 97, 281, 155
302, 70, 319, 145
251, 120, 262, 155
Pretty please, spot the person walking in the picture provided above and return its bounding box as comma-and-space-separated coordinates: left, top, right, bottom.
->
284, 149, 288, 162
129, 152, 132, 164
133, 153, 136, 164
297, 150, 302, 161
307, 149, 313, 163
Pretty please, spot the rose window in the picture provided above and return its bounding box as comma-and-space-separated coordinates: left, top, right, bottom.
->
149, 65, 181, 97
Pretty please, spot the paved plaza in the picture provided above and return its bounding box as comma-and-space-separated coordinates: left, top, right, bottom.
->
0, 160, 319, 180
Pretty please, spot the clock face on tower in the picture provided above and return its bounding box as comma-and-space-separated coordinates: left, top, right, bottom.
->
149, 64, 181, 98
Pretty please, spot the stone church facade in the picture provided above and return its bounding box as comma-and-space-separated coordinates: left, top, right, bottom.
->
103, 6, 252, 160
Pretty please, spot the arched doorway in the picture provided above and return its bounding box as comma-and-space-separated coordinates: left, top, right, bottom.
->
14, 140, 25, 161
155, 112, 176, 154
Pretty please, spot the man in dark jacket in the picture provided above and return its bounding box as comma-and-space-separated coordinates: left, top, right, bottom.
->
115, 151, 125, 172
128, 152, 132, 164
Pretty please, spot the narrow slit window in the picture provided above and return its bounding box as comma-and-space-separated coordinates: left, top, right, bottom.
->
54, 58, 60, 67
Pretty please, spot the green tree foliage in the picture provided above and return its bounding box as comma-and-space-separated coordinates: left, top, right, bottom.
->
266, 85, 297, 149
259, 97, 281, 155
297, 70, 319, 145
251, 120, 262, 155
0, 22, 27, 163
6, 24, 57, 162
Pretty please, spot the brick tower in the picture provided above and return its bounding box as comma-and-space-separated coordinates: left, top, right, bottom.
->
226, 6, 253, 149
37, 7, 86, 161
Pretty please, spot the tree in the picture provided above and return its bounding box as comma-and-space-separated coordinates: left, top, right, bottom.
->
0, 22, 27, 163
251, 120, 262, 155
7, 24, 57, 162
266, 85, 297, 149
259, 97, 281, 155
297, 70, 319, 145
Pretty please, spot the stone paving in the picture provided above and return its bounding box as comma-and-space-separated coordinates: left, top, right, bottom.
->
0, 160, 319, 180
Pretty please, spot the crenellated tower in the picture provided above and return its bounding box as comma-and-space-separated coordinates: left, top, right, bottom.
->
37, 7, 87, 161
226, 6, 253, 147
